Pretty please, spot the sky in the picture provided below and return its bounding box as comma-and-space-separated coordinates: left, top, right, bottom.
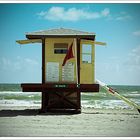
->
0, 3, 140, 85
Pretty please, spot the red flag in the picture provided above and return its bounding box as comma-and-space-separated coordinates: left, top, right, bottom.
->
62, 42, 74, 66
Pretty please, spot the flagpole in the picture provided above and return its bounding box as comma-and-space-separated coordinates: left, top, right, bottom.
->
74, 38, 78, 85
96, 80, 140, 113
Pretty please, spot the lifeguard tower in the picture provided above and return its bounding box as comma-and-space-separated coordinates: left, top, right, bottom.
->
17, 28, 106, 113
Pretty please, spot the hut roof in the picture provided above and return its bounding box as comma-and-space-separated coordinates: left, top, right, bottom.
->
26, 28, 95, 39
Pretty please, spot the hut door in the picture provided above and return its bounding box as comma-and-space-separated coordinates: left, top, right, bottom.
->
80, 40, 94, 84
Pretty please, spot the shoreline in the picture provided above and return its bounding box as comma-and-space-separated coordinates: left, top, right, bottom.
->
0, 106, 140, 137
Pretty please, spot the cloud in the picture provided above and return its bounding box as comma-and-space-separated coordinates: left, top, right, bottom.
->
24, 58, 38, 66
124, 45, 140, 67
115, 15, 131, 21
115, 12, 132, 21
0, 57, 39, 71
107, 11, 132, 21
122, 46, 140, 85
101, 8, 110, 17
0, 57, 41, 83
37, 7, 110, 21
133, 30, 140, 36
96, 51, 140, 85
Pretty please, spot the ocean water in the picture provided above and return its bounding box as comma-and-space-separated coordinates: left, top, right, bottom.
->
0, 84, 140, 109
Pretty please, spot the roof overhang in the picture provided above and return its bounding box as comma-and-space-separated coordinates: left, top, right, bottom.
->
16, 39, 42, 44
16, 37, 106, 46
26, 34, 96, 40
93, 41, 106, 46
80, 39, 106, 46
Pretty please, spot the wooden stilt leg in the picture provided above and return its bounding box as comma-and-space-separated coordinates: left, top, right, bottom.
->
76, 90, 81, 113
40, 91, 47, 113
40, 92, 45, 113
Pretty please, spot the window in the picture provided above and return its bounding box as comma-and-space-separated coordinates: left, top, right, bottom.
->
82, 54, 92, 63
54, 43, 68, 54
82, 44, 92, 63
82, 44, 92, 54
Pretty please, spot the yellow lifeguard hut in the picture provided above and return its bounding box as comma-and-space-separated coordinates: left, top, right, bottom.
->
17, 28, 106, 113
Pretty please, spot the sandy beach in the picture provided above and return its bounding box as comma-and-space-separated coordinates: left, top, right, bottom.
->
0, 106, 140, 137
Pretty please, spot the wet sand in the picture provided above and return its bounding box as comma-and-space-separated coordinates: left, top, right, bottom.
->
0, 106, 140, 137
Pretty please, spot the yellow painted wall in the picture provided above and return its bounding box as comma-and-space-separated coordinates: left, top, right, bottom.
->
80, 39, 95, 84
45, 38, 77, 83
44, 38, 95, 84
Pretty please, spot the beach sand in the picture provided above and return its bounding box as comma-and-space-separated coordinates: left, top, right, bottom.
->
0, 106, 140, 137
